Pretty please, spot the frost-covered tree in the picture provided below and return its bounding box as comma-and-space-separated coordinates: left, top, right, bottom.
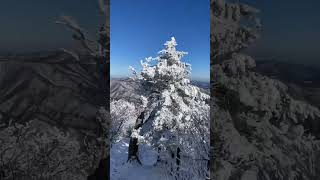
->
110, 100, 137, 144
56, 1, 110, 179
211, 1, 320, 180
129, 37, 210, 179
0, 120, 97, 180
212, 0, 261, 64
56, 0, 109, 106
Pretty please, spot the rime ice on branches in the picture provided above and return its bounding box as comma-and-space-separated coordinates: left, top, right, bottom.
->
130, 37, 191, 89
128, 37, 210, 179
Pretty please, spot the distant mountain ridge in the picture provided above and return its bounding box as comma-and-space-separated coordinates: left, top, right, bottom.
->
256, 60, 320, 88
111, 77, 209, 88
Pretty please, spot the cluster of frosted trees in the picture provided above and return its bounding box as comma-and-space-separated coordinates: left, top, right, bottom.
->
111, 37, 210, 179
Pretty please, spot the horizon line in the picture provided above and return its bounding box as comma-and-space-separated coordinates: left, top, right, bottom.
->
110, 75, 210, 83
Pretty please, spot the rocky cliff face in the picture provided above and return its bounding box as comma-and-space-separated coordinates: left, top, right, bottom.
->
211, 1, 320, 180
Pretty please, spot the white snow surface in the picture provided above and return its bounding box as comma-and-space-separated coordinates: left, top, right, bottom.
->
111, 139, 174, 180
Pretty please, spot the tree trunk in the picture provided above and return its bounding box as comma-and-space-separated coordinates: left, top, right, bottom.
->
127, 111, 144, 163
169, 147, 181, 179
127, 137, 142, 164
176, 147, 181, 172
87, 156, 109, 180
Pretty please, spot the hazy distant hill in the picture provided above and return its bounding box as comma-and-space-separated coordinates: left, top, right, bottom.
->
0, 52, 102, 128
110, 78, 142, 102
190, 80, 210, 90
256, 60, 320, 87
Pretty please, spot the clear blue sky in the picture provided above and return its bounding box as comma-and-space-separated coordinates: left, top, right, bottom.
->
110, 0, 210, 82
242, 0, 320, 66
0, 0, 101, 53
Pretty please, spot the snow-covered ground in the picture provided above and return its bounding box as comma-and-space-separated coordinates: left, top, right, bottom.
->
111, 139, 175, 180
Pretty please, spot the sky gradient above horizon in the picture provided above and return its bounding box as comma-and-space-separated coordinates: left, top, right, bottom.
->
1, 1, 320, 68
0, 0, 101, 53
110, 0, 210, 82
241, 0, 320, 66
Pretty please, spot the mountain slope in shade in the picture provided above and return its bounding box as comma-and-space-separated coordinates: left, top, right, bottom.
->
110, 78, 142, 103
0, 52, 106, 179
